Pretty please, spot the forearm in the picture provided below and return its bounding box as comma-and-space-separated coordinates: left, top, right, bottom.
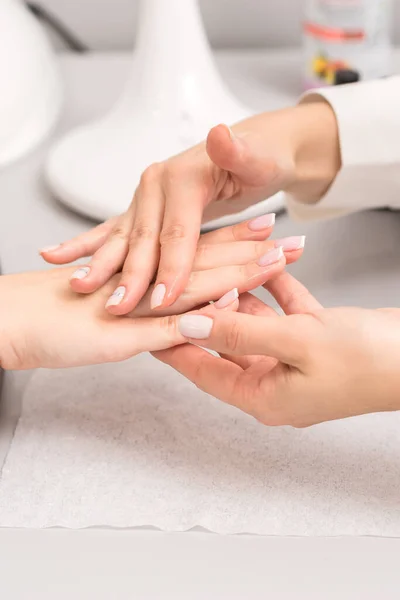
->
231, 102, 341, 204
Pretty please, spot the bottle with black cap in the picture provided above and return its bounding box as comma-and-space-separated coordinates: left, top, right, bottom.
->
303, 0, 393, 91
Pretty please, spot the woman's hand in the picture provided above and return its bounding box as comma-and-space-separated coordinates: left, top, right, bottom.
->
0, 223, 304, 370
40, 101, 338, 314
155, 274, 400, 428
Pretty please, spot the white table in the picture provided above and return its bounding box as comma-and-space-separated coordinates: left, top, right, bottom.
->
1, 50, 400, 599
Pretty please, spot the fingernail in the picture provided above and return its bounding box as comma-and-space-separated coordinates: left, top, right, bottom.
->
106, 286, 126, 308
227, 126, 236, 141
70, 266, 90, 281
215, 288, 239, 309
248, 213, 276, 231
40, 244, 60, 254
179, 315, 214, 339
151, 283, 167, 309
274, 236, 306, 252
257, 246, 284, 267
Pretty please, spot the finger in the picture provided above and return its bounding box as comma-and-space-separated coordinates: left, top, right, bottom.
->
105, 166, 165, 315
264, 271, 323, 315
131, 247, 286, 318
220, 292, 279, 369
39, 217, 117, 265
176, 309, 311, 367
103, 291, 240, 364
206, 123, 281, 188
153, 344, 246, 409
69, 211, 135, 293
199, 214, 276, 245
151, 170, 206, 310
192, 238, 305, 271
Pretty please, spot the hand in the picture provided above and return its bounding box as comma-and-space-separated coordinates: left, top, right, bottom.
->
155, 274, 400, 428
40, 100, 338, 314
0, 223, 304, 370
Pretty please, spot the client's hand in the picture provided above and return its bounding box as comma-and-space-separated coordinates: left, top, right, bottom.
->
0, 222, 304, 370
155, 274, 400, 427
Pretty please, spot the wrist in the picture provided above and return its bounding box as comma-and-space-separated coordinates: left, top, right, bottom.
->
0, 275, 25, 370
285, 100, 341, 204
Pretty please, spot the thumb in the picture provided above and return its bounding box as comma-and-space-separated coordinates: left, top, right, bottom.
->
206, 123, 290, 189
178, 310, 307, 367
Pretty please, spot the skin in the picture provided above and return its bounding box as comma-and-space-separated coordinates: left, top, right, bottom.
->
41, 100, 340, 315
0, 221, 303, 370
155, 273, 400, 428
38, 98, 400, 426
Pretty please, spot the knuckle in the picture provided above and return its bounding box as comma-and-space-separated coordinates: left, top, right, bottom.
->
130, 222, 156, 243
283, 289, 311, 314
140, 162, 164, 186
239, 263, 253, 280
111, 223, 129, 242
241, 296, 265, 316
192, 355, 210, 393
160, 315, 179, 336
164, 160, 183, 183
224, 321, 243, 352
194, 243, 209, 261
160, 224, 186, 245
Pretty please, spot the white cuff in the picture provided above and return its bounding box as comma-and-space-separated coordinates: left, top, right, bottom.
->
287, 77, 400, 221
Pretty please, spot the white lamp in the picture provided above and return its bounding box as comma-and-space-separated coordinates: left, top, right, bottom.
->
46, 0, 284, 223
0, 0, 61, 167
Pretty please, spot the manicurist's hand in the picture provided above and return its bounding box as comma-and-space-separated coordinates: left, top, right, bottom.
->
41, 100, 339, 314
155, 274, 400, 428
0, 222, 304, 370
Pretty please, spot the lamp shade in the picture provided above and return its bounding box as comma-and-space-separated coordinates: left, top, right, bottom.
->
0, 0, 62, 167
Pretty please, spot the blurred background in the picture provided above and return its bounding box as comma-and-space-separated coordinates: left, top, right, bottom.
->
36, 0, 400, 51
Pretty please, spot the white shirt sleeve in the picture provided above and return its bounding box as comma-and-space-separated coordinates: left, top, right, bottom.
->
286, 76, 400, 221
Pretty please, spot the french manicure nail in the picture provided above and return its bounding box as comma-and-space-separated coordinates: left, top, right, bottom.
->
106, 286, 126, 308
40, 244, 60, 254
179, 315, 214, 340
70, 266, 90, 281
248, 213, 276, 231
151, 283, 167, 309
223, 124, 236, 141
257, 246, 284, 267
215, 288, 239, 309
274, 236, 306, 252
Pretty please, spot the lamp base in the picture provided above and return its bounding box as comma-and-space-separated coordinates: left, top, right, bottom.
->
45, 0, 285, 223
46, 92, 255, 222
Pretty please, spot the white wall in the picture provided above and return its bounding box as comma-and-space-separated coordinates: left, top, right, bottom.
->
40, 0, 400, 51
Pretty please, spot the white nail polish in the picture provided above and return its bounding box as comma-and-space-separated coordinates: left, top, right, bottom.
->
70, 266, 90, 281
274, 236, 306, 252
179, 315, 214, 339
40, 244, 60, 254
106, 286, 126, 308
151, 284, 166, 309
215, 288, 239, 309
227, 125, 236, 141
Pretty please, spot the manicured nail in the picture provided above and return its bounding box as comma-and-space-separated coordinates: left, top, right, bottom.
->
105, 286, 126, 308
179, 315, 214, 340
227, 126, 236, 141
257, 246, 284, 267
215, 288, 239, 309
274, 236, 306, 252
151, 283, 167, 309
248, 213, 276, 231
70, 266, 90, 281
40, 244, 60, 254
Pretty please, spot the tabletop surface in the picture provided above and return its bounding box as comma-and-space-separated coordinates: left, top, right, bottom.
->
0, 49, 400, 598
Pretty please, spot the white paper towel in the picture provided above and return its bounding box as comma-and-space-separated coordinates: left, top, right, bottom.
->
0, 355, 399, 535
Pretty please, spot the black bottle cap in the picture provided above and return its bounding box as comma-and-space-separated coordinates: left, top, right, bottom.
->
334, 69, 361, 85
